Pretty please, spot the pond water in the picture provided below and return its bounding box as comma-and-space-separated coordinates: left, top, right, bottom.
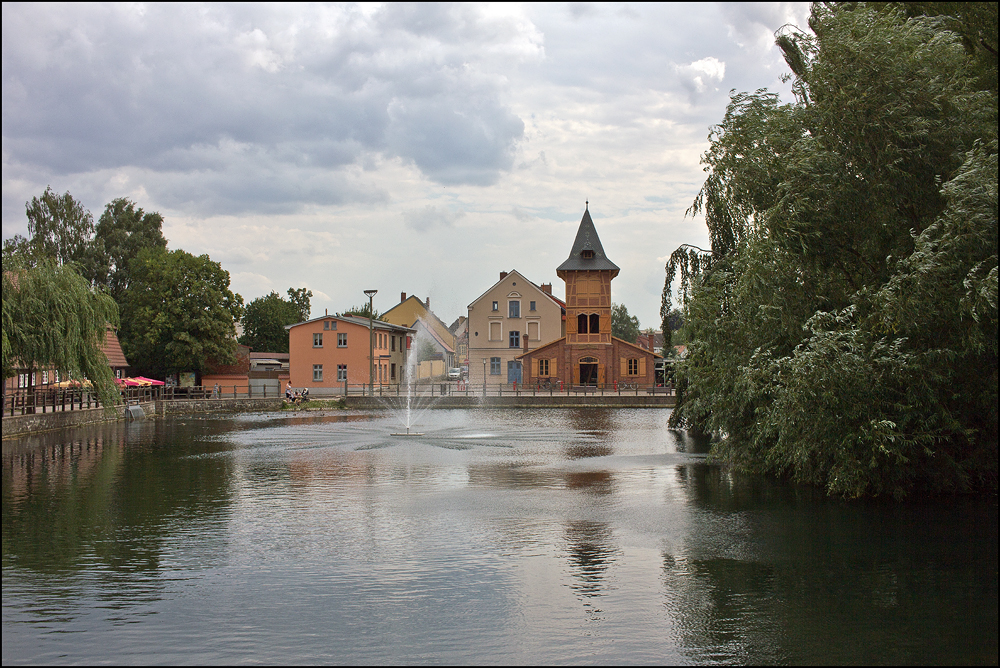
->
2, 409, 996, 665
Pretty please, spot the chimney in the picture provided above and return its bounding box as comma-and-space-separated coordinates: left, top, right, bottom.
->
325, 308, 328, 315
500, 271, 508, 281
541, 283, 552, 295
401, 292, 407, 303
425, 297, 430, 309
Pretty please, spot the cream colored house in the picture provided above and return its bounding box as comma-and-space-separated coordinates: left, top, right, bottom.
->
467, 270, 565, 388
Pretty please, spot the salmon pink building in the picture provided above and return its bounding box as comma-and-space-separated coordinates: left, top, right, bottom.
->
286, 314, 414, 394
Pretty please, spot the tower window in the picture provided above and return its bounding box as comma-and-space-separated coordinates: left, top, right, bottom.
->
582, 250, 594, 259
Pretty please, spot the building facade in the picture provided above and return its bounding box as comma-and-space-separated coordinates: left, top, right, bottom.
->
287, 315, 413, 394
467, 269, 565, 388
519, 206, 659, 387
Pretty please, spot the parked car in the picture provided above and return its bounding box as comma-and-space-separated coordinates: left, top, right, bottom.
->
447, 367, 461, 381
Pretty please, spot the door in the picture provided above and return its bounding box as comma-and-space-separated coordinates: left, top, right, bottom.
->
579, 363, 598, 385
507, 360, 522, 385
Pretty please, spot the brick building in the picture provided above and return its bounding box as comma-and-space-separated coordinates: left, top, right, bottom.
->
518, 205, 659, 387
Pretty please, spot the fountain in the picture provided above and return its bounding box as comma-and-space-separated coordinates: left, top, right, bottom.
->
375, 325, 448, 438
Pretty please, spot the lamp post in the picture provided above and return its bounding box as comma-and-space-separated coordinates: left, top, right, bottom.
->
482, 357, 488, 397
364, 289, 377, 396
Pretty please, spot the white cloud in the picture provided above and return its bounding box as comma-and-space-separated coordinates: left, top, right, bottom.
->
676, 57, 726, 93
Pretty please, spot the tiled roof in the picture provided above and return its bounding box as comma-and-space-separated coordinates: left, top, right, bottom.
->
556, 207, 619, 273
101, 327, 129, 368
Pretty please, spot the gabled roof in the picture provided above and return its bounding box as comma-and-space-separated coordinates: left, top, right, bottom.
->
556, 206, 620, 274
467, 269, 565, 311
382, 295, 454, 346
101, 327, 129, 368
285, 314, 414, 333
413, 317, 455, 354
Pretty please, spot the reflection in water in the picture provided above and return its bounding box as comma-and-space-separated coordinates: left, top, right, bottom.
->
3, 409, 996, 665
563, 470, 614, 495
564, 521, 617, 599
565, 408, 613, 458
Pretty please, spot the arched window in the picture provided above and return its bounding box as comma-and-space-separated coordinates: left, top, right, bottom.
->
590, 313, 600, 333
577, 313, 589, 334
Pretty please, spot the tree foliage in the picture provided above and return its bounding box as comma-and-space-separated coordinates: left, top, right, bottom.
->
2, 256, 121, 409
338, 304, 384, 320
286, 287, 312, 322
664, 3, 997, 498
4, 187, 96, 273
611, 302, 640, 343
119, 249, 244, 378
90, 198, 168, 302
239, 289, 310, 353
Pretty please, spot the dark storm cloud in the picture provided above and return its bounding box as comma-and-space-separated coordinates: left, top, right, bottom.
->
1, 3, 536, 210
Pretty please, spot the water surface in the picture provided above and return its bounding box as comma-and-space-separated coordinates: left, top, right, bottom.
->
3, 409, 996, 664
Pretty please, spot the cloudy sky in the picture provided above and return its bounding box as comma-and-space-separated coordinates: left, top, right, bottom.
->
2, 2, 809, 330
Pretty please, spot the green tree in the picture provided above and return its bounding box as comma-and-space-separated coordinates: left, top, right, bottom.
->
664, 3, 997, 498
286, 287, 312, 322
338, 304, 383, 320
90, 198, 168, 302
416, 338, 438, 363
2, 256, 121, 410
5, 187, 96, 271
611, 302, 640, 343
239, 291, 306, 353
119, 249, 244, 379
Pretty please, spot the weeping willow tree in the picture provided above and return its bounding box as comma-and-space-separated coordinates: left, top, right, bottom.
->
2, 257, 121, 411
663, 3, 997, 498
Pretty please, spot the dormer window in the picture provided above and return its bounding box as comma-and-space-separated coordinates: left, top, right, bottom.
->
582, 249, 594, 259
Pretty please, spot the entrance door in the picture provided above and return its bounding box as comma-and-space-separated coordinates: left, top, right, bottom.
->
579, 363, 598, 385
507, 360, 522, 384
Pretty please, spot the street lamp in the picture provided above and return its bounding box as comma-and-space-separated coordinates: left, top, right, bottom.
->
482, 357, 488, 397
364, 289, 377, 396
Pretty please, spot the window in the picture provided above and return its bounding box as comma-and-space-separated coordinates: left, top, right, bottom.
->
313, 364, 323, 382
338, 333, 348, 347
628, 358, 639, 375
490, 357, 501, 375
590, 313, 600, 333
509, 331, 520, 348
492, 301, 499, 311
391, 363, 396, 380
337, 364, 347, 382
324, 321, 329, 330
582, 249, 594, 259
529, 300, 536, 311
391, 335, 396, 351
508, 300, 520, 318
578, 313, 589, 333
313, 333, 323, 347
539, 359, 550, 376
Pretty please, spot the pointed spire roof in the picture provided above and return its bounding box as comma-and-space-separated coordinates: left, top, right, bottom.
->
556, 205, 620, 274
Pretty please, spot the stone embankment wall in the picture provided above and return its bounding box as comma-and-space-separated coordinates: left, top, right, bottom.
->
3, 395, 671, 439
2, 398, 283, 439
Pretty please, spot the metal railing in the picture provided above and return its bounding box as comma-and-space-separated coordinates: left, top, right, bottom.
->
4, 380, 676, 416
3, 383, 288, 417
346, 380, 676, 398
